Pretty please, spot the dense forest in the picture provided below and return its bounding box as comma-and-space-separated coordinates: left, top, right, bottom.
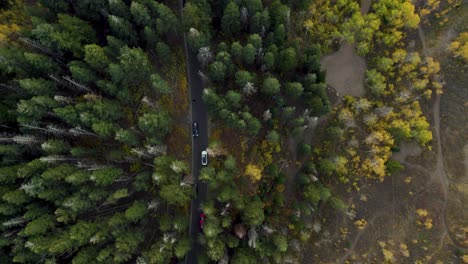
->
0, 0, 193, 263
183, 0, 337, 262
0, 0, 466, 263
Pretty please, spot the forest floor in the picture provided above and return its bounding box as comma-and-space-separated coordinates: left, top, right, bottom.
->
160, 48, 191, 162
303, 6, 468, 264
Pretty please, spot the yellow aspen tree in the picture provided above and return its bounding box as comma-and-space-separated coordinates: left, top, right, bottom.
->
450, 32, 468, 62
245, 164, 262, 182
0, 0, 28, 44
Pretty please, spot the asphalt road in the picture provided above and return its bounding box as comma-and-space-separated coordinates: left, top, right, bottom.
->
179, 0, 209, 263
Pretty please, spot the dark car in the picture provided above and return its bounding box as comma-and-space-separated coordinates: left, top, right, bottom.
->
192, 122, 199, 137
199, 212, 206, 229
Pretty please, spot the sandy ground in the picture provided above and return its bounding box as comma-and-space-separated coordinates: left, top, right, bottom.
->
321, 43, 367, 97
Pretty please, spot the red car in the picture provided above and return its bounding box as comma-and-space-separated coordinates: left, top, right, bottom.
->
199, 212, 206, 229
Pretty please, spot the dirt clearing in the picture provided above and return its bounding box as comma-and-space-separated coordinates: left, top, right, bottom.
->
321, 43, 367, 97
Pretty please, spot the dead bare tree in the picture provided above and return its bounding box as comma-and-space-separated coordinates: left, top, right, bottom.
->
197, 46, 213, 68
20, 123, 68, 136
240, 7, 248, 29
69, 126, 96, 137
19, 37, 64, 63
248, 227, 258, 248
243, 82, 257, 96
62, 76, 93, 93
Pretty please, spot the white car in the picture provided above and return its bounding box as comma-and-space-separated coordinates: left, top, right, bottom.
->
201, 151, 208, 166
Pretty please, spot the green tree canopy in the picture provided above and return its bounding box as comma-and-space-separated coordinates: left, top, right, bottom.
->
125, 201, 148, 222
183, 2, 211, 32
221, 2, 241, 36
84, 44, 109, 71
241, 197, 264, 226
261, 77, 281, 95
130, 2, 151, 26
109, 46, 151, 88
138, 110, 172, 139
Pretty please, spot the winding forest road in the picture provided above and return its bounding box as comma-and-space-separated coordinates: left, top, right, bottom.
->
179, 0, 209, 263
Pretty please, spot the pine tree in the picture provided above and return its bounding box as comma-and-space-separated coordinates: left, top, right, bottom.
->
235, 70, 254, 88
19, 78, 56, 96
91, 167, 123, 186
243, 44, 256, 65
261, 77, 280, 95
242, 197, 264, 226
156, 4, 179, 35
84, 44, 109, 71
109, 47, 151, 88
138, 110, 172, 139
108, 15, 137, 45
278, 47, 297, 73
182, 3, 211, 33
125, 201, 148, 222
130, 2, 151, 26
221, 2, 241, 36
209, 61, 227, 82
108, 0, 130, 19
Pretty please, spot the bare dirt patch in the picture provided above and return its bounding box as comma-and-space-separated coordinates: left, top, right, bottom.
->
321, 43, 367, 97
392, 142, 423, 164
360, 0, 372, 15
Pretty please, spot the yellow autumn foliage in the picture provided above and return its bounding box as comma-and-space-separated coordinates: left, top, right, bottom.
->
392, 49, 407, 63
399, 243, 410, 257
303, 0, 360, 52
362, 157, 387, 180
308, 0, 439, 184
0, 0, 28, 45
390, 119, 411, 138
334, 156, 348, 175
354, 219, 367, 230
425, 57, 440, 75
416, 209, 428, 217
450, 32, 468, 62
245, 164, 262, 182
382, 249, 394, 262
424, 218, 433, 229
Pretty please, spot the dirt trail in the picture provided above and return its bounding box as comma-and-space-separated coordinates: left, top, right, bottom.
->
360, 0, 372, 15
418, 26, 428, 54
431, 94, 449, 192
337, 213, 381, 264
418, 25, 466, 249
